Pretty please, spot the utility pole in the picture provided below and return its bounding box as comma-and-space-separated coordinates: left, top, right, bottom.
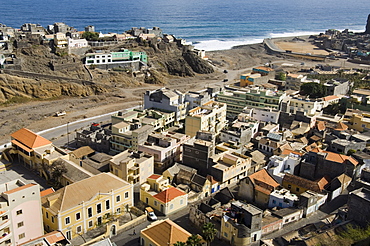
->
67, 122, 69, 149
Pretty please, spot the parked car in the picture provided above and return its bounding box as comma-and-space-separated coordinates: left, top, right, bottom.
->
145, 207, 157, 221
223, 79, 228, 82
223, 70, 228, 73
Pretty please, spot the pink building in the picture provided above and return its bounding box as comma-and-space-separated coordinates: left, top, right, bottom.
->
0, 180, 43, 245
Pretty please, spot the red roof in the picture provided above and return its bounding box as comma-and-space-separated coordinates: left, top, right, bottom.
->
282, 149, 303, 156
3, 183, 36, 194
310, 148, 358, 166
148, 174, 161, 180
323, 95, 339, 101
40, 188, 55, 197
11, 128, 52, 149
153, 187, 186, 203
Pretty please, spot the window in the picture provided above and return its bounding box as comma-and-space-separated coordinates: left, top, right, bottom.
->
125, 192, 129, 199
154, 201, 157, 206
2, 215, 8, 220
88, 207, 93, 218
51, 217, 54, 223
97, 204, 102, 214
18, 233, 25, 239
4, 240, 11, 244
66, 231, 71, 240
88, 220, 93, 228
76, 226, 82, 234
296, 187, 300, 192
116, 208, 121, 214
65, 217, 70, 225
170, 204, 174, 210
180, 199, 183, 205
116, 195, 121, 202
17, 221, 24, 228
16, 210, 23, 215
224, 232, 228, 237
76, 212, 81, 221
97, 216, 102, 226
106, 200, 110, 210
272, 200, 276, 204
46, 212, 49, 219
287, 184, 292, 189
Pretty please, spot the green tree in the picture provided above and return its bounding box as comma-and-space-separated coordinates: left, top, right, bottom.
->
186, 234, 202, 246
300, 82, 327, 98
276, 72, 286, 81
125, 204, 133, 220
173, 242, 187, 246
202, 222, 217, 246
82, 31, 99, 41
347, 149, 356, 156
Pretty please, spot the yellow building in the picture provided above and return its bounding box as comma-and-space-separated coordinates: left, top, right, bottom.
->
10, 128, 67, 179
349, 112, 370, 132
109, 150, 154, 184
238, 169, 280, 208
140, 175, 188, 215
41, 173, 133, 240
185, 100, 227, 137
282, 173, 329, 195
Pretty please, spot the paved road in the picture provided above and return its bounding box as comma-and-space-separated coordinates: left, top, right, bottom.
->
0, 105, 140, 152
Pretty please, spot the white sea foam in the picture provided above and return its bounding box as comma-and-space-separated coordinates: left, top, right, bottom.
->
193, 38, 264, 51
193, 28, 365, 51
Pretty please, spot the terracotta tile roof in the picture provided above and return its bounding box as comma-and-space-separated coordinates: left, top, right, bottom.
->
283, 173, 325, 193
324, 151, 358, 166
281, 149, 303, 156
19, 230, 66, 246
323, 95, 339, 101
254, 66, 274, 71
40, 188, 55, 197
3, 183, 36, 194
334, 122, 348, 131
153, 187, 186, 203
42, 173, 131, 213
309, 148, 358, 166
148, 174, 161, 180
141, 219, 191, 246
11, 128, 52, 149
316, 176, 331, 190
249, 169, 279, 195
316, 121, 326, 131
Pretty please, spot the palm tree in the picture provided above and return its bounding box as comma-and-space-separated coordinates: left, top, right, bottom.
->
125, 204, 133, 220
202, 222, 217, 246
186, 234, 202, 246
173, 242, 187, 246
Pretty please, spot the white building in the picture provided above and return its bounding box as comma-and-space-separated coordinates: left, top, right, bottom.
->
285, 74, 320, 91
144, 88, 188, 122
268, 188, 299, 208
67, 37, 88, 48
266, 151, 302, 183
249, 108, 280, 124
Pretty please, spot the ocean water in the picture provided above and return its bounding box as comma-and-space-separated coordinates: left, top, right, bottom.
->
1, 0, 369, 51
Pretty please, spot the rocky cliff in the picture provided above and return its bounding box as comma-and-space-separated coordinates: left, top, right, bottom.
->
366, 14, 370, 34
0, 73, 108, 103
0, 38, 214, 103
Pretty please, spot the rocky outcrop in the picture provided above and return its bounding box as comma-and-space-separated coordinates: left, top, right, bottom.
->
0, 74, 108, 103
182, 51, 214, 74
165, 58, 195, 77
366, 14, 370, 34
